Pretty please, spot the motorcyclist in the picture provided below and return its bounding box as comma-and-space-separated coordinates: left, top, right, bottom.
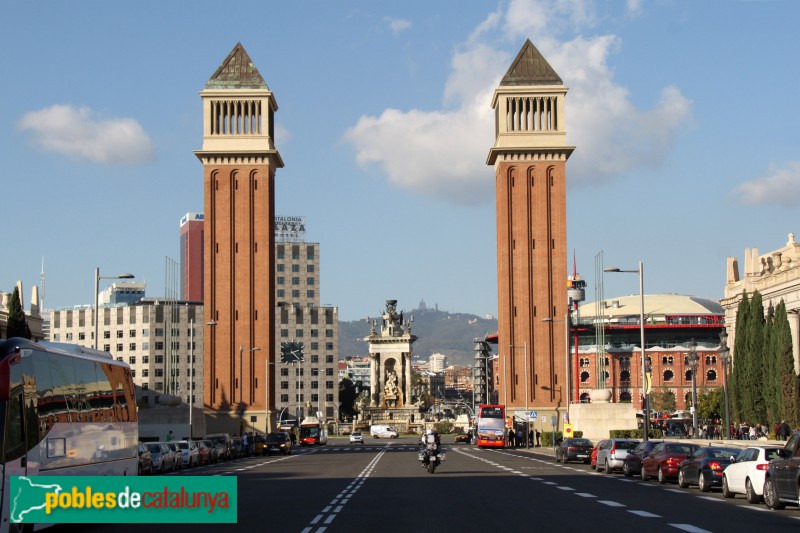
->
421, 429, 438, 466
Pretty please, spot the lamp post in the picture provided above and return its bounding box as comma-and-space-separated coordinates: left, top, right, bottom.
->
719, 329, 732, 439
94, 268, 134, 349
189, 318, 194, 439
687, 339, 699, 438
542, 315, 571, 422
239, 345, 261, 436
605, 261, 648, 441
509, 342, 528, 447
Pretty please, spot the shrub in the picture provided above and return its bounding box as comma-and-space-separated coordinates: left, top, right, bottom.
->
434, 421, 454, 434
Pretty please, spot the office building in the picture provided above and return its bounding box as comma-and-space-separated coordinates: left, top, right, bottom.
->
180, 212, 204, 302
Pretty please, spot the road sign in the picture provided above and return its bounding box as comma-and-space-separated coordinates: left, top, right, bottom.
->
541, 415, 546, 423
564, 423, 573, 438
529, 411, 538, 419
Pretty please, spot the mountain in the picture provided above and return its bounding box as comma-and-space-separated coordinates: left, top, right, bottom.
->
338, 305, 498, 367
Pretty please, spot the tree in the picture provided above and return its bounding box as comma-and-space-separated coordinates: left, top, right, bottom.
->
773, 301, 800, 425
650, 388, 676, 414
745, 292, 767, 425
6, 287, 31, 339
696, 388, 723, 421
730, 291, 750, 423
338, 378, 357, 419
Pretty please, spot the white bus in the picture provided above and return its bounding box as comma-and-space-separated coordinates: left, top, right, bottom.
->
0, 338, 138, 532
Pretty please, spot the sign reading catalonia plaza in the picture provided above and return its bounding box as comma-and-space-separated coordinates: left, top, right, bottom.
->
10, 476, 237, 524
275, 215, 306, 242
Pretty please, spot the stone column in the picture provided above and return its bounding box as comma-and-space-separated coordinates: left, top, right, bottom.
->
789, 310, 800, 375
379, 358, 386, 408
404, 353, 412, 407
369, 353, 379, 407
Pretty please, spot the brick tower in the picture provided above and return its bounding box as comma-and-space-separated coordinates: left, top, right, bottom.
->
487, 39, 574, 412
196, 43, 283, 434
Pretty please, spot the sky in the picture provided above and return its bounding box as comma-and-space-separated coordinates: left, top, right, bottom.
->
2, 0, 799, 322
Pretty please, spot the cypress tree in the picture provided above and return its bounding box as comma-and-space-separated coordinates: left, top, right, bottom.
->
774, 300, 800, 425
763, 309, 779, 427
730, 291, 750, 423
745, 292, 766, 425
6, 287, 31, 339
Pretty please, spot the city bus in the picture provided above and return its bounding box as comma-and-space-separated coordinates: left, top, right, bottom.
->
0, 338, 138, 532
298, 416, 328, 446
476, 404, 506, 448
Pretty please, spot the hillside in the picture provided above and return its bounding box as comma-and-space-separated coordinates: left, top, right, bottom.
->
338, 306, 497, 367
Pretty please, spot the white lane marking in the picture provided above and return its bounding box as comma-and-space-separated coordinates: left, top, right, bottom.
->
557, 486, 575, 491
575, 493, 596, 498
629, 510, 661, 518
542, 481, 558, 485
669, 525, 712, 533
664, 489, 688, 494
696, 496, 720, 502
598, 500, 626, 508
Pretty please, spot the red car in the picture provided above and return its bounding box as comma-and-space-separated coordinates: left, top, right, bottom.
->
641, 442, 700, 483
591, 440, 609, 470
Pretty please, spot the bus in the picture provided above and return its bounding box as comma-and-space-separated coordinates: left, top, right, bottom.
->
0, 338, 138, 531
298, 416, 328, 446
476, 404, 506, 448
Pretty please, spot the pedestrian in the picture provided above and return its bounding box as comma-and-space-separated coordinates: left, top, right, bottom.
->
166, 429, 173, 442
778, 420, 791, 441
507, 427, 515, 447
242, 433, 249, 456
535, 430, 541, 447
517, 428, 523, 448
528, 428, 534, 446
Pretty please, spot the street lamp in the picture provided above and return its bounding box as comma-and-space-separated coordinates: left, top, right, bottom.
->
239, 345, 261, 436
542, 315, 571, 422
605, 261, 648, 441
687, 339, 699, 438
510, 342, 529, 448
94, 268, 134, 349
719, 329, 732, 439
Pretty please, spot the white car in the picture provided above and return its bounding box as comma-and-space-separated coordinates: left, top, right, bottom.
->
349, 432, 364, 444
722, 446, 782, 503
176, 440, 200, 467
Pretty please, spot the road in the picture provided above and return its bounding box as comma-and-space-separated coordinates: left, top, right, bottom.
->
73, 437, 799, 532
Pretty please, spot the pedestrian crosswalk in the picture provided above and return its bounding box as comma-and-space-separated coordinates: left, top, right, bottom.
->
301, 445, 427, 453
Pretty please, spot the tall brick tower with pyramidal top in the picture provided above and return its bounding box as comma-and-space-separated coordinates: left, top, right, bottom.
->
487, 39, 574, 415
195, 43, 283, 435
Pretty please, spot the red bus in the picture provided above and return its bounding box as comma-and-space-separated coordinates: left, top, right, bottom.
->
476, 404, 506, 448
298, 416, 328, 446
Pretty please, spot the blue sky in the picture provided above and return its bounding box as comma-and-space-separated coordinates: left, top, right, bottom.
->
3, 0, 799, 322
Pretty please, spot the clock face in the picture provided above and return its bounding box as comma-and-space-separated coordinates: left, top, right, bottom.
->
280, 341, 304, 363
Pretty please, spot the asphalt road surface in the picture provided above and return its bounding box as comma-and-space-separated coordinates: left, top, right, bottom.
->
71, 437, 800, 532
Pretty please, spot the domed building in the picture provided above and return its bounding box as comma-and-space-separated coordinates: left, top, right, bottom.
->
574, 294, 725, 411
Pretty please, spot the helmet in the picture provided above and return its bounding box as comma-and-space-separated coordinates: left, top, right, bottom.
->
426, 429, 433, 435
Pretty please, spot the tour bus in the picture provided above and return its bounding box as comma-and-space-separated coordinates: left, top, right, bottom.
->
298, 416, 328, 446
476, 404, 506, 448
0, 338, 138, 532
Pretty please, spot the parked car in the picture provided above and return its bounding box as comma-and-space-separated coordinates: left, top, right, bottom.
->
350, 431, 364, 444
175, 440, 200, 467
195, 440, 212, 465
678, 446, 741, 492
641, 442, 700, 483
763, 431, 800, 510
596, 439, 640, 474
137, 442, 153, 475
146, 442, 176, 473
204, 433, 234, 461
202, 439, 221, 463
253, 434, 267, 455
623, 440, 663, 477
264, 432, 292, 456
454, 433, 470, 444
722, 446, 782, 503
555, 438, 594, 464
166, 442, 183, 470
591, 439, 610, 470
231, 437, 244, 458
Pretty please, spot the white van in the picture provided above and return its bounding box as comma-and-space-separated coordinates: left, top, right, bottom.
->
370, 425, 398, 439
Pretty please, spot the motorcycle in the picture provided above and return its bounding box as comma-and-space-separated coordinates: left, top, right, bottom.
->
418, 444, 446, 474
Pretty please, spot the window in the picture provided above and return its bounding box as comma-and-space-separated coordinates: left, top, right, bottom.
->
325, 381, 333, 389
307, 290, 315, 298
155, 342, 164, 351
277, 246, 285, 259
580, 371, 590, 383
116, 330, 124, 338
311, 381, 319, 389
155, 355, 164, 364
292, 290, 300, 298
326, 394, 334, 402
311, 394, 319, 402
311, 355, 319, 363
131, 370, 136, 377
129, 343, 136, 351
129, 356, 136, 365
280, 329, 289, 337
292, 277, 300, 285
142, 329, 149, 337
155, 328, 164, 337
311, 330, 319, 337
280, 368, 289, 376
104, 331, 111, 339
129, 329, 136, 337
663, 370, 674, 382
142, 356, 149, 364
295, 329, 304, 337
280, 394, 289, 402
311, 344, 319, 352
307, 265, 315, 272
277, 276, 285, 285
292, 264, 300, 272
325, 368, 334, 376
143, 369, 149, 377
78, 332, 85, 340
155, 369, 164, 377
277, 264, 285, 272
277, 289, 285, 297
311, 368, 319, 376
307, 278, 315, 285
326, 330, 333, 338
707, 370, 717, 382
280, 381, 289, 389
116, 343, 123, 352
142, 383, 149, 390
103, 344, 111, 352
155, 382, 163, 391
325, 354, 334, 362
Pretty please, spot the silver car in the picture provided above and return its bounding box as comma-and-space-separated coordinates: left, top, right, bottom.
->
596, 439, 640, 474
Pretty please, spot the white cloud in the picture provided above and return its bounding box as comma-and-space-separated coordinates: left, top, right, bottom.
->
344, 0, 692, 205
18, 104, 154, 164
385, 17, 412, 35
735, 162, 800, 207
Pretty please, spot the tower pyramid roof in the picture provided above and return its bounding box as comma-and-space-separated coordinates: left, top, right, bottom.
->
500, 39, 562, 86
205, 42, 269, 90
